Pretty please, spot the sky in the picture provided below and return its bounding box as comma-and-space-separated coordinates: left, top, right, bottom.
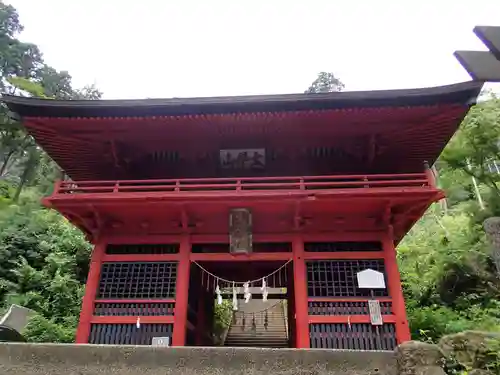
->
6, 0, 500, 99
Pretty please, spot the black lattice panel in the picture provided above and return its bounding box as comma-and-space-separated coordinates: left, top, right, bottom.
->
307, 260, 388, 298
309, 323, 396, 350
94, 302, 175, 316
98, 262, 177, 299
305, 242, 382, 252
89, 323, 173, 345
106, 244, 179, 254
308, 301, 392, 315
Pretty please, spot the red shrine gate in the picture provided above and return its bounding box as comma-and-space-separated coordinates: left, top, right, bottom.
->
3, 81, 482, 349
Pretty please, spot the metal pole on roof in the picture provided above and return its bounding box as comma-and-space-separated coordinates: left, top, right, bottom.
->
467, 158, 485, 210
431, 164, 448, 214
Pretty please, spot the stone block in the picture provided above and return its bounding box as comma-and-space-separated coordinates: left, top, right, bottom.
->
396, 341, 445, 375
0, 343, 397, 375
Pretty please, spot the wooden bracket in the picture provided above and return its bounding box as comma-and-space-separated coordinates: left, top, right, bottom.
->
367, 135, 377, 165
293, 201, 302, 231
181, 206, 189, 232
382, 202, 392, 228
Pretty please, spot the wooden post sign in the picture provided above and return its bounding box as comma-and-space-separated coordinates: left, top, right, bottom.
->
357, 269, 386, 326
367, 300, 383, 326
229, 208, 253, 254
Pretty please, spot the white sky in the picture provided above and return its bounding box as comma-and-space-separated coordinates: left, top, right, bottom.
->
6, 0, 500, 99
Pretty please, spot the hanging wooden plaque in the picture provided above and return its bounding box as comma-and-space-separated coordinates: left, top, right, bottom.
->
229, 208, 253, 254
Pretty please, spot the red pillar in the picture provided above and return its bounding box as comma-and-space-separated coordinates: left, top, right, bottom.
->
383, 228, 411, 343
75, 242, 105, 344
172, 235, 191, 346
293, 235, 310, 348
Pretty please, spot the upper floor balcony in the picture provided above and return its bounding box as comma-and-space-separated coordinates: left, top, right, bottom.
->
47, 172, 438, 203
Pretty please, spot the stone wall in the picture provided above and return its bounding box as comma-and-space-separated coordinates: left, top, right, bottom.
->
2, 332, 498, 374
0, 343, 396, 375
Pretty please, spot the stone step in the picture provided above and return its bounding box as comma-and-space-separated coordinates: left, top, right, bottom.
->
227, 330, 287, 335
225, 300, 288, 348
227, 331, 287, 336
226, 335, 288, 341
228, 331, 287, 335
225, 339, 288, 345
224, 342, 289, 347
230, 324, 286, 331
224, 344, 290, 348
225, 340, 289, 345
225, 337, 289, 342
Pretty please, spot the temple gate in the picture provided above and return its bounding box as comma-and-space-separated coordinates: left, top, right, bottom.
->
3, 81, 482, 349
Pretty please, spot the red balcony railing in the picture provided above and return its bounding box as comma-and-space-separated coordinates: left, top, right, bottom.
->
51, 173, 432, 196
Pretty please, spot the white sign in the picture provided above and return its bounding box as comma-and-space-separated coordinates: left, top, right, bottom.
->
357, 269, 386, 289
152, 337, 170, 347
220, 149, 265, 169
368, 300, 383, 326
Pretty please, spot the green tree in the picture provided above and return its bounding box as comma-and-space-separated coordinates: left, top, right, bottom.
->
442, 96, 500, 214
305, 71, 344, 93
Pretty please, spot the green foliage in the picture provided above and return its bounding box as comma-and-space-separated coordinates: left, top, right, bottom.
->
440, 331, 500, 374
305, 71, 344, 93
213, 300, 233, 342
23, 315, 77, 343
442, 95, 500, 215
400, 210, 500, 342
0, 200, 90, 341
398, 94, 500, 344
0, 0, 102, 203
7, 76, 48, 98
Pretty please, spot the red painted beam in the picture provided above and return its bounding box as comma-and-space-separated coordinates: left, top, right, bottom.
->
94, 299, 175, 304
102, 254, 180, 262
90, 316, 174, 324
308, 315, 397, 324
303, 251, 384, 260
102, 232, 387, 245
190, 252, 292, 262
307, 297, 392, 303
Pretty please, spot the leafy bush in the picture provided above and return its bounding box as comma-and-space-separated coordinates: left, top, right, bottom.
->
0, 196, 90, 342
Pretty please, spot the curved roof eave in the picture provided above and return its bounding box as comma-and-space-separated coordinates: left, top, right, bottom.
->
1, 81, 484, 119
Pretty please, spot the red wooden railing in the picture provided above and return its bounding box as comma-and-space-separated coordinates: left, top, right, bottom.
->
53, 173, 431, 195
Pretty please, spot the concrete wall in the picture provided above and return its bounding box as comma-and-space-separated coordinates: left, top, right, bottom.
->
0, 343, 397, 375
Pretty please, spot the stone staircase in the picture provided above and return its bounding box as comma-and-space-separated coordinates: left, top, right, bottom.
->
224, 299, 289, 348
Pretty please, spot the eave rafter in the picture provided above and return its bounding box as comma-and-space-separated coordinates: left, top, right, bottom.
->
367, 134, 377, 165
